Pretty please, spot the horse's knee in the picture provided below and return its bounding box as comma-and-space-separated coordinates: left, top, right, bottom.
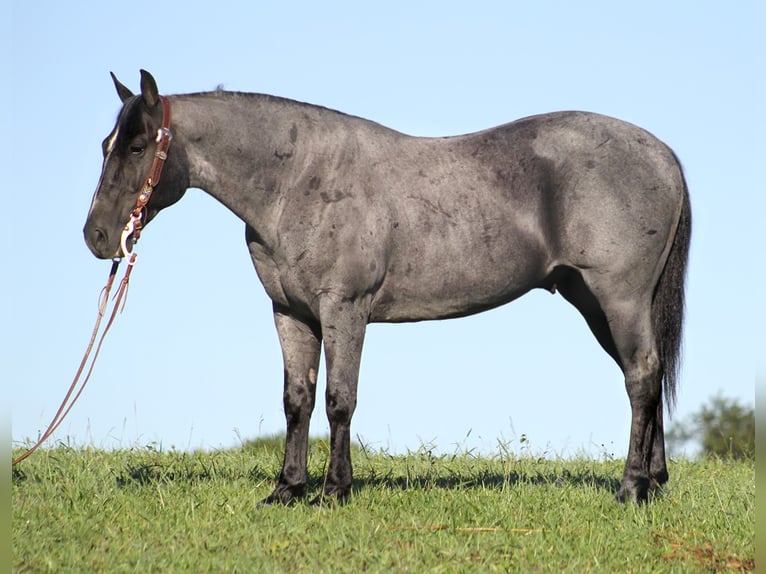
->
283, 373, 316, 422
325, 387, 356, 425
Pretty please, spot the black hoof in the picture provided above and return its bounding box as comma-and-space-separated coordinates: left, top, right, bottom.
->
310, 487, 350, 507
616, 477, 650, 504
650, 469, 669, 489
257, 484, 306, 507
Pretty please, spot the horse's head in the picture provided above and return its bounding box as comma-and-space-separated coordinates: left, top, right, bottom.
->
84, 70, 187, 259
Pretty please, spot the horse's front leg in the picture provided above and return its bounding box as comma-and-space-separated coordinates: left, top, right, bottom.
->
260, 305, 322, 505
311, 294, 368, 505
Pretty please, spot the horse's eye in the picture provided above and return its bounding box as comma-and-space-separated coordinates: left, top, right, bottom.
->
129, 140, 146, 155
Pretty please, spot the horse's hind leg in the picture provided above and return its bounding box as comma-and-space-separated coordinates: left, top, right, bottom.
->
650, 401, 669, 488
558, 273, 665, 503
615, 318, 664, 504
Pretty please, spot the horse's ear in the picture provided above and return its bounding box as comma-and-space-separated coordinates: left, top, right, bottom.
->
110, 72, 134, 103
139, 69, 160, 109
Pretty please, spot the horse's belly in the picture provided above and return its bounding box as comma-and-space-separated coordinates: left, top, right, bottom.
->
369, 247, 546, 322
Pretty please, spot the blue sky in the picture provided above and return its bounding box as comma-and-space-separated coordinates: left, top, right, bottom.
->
5, 2, 762, 458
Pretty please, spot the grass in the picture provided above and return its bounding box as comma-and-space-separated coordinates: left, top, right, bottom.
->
12, 439, 754, 573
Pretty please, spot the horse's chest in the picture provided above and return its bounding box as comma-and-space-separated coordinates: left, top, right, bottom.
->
247, 243, 324, 313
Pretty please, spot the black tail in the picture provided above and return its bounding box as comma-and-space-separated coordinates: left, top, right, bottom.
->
653, 167, 691, 413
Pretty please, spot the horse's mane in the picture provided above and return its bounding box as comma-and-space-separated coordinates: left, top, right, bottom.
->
176, 89, 360, 123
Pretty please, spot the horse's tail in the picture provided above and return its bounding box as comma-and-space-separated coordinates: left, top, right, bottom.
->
653, 162, 692, 413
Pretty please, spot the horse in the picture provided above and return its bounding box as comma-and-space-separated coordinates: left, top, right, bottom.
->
84, 70, 690, 505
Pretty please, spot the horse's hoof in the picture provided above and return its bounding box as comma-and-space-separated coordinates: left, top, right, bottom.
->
257, 484, 306, 507
615, 480, 650, 505
309, 488, 350, 508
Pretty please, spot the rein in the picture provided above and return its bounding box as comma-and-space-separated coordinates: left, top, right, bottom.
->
12, 96, 172, 466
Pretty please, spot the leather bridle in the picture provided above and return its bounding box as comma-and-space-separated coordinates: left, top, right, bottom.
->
119, 95, 173, 261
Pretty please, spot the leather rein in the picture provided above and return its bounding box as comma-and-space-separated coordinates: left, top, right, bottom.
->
12, 96, 173, 466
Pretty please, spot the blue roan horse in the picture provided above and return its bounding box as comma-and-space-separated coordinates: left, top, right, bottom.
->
84, 71, 690, 504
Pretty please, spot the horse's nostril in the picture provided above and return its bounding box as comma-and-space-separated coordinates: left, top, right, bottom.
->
84, 224, 111, 257
91, 227, 107, 247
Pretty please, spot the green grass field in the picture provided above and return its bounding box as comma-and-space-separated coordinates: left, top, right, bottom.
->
12, 440, 754, 573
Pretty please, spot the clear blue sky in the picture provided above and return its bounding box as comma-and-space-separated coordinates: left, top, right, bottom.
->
5, 2, 762, 458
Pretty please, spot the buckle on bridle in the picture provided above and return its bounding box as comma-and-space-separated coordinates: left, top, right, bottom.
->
156, 127, 172, 144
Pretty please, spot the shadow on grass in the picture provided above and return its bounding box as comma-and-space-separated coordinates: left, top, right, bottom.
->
114, 458, 265, 486
349, 468, 622, 495
114, 463, 220, 486
11, 441, 621, 497
112, 462, 620, 497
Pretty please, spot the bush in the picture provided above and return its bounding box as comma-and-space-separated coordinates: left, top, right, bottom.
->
667, 394, 754, 459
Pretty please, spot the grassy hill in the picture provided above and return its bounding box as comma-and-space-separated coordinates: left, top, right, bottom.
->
12, 441, 754, 572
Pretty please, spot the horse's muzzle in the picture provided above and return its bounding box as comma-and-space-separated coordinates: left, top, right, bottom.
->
83, 224, 116, 259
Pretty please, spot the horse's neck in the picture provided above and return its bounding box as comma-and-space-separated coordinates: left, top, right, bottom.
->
171, 93, 409, 242
172, 94, 309, 233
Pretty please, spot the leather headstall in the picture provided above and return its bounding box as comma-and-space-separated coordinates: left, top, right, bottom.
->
119, 95, 173, 258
